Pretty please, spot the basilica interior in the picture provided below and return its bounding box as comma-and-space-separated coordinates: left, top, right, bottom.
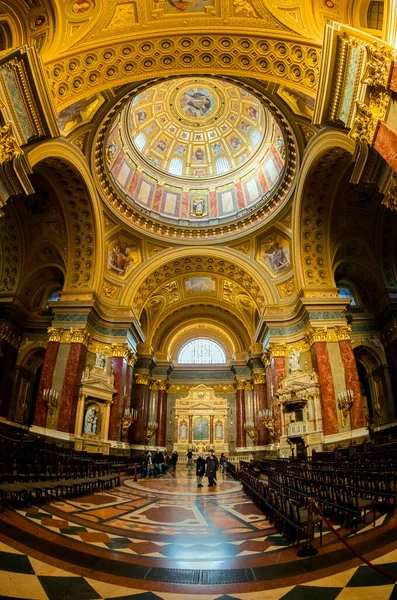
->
1, 0, 397, 599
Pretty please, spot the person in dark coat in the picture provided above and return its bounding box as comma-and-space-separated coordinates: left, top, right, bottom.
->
196, 452, 206, 487
206, 452, 218, 486
153, 448, 164, 476
171, 450, 178, 469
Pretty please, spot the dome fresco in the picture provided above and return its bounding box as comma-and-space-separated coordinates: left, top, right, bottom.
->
128, 78, 267, 179
105, 77, 287, 226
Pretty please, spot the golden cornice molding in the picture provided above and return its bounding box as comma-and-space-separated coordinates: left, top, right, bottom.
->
135, 373, 151, 386
262, 325, 352, 361
48, 327, 91, 346
0, 323, 21, 349
235, 379, 253, 391
168, 384, 235, 394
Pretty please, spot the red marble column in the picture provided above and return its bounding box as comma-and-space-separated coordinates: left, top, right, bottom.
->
58, 343, 87, 433
389, 60, 397, 93
374, 122, 397, 172
253, 375, 268, 445
121, 363, 133, 442
156, 384, 167, 447
188, 415, 193, 443
109, 357, 127, 441
33, 341, 60, 427
339, 339, 366, 430
236, 385, 246, 448
271, 356, 286, 440
130, 377, 150, 445
311, 342, 338, 435
210, 415, 214, 444
174, 416, 179, 443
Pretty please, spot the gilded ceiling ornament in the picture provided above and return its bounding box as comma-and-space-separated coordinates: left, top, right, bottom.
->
349, 102, 378, 145
362, 42, 395, 89
276, 277, 296, 299
102, 281, 120, 300
0, 123, 23, 165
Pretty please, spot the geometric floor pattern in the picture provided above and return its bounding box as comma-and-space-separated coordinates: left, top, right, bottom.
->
1, 466, 397, 599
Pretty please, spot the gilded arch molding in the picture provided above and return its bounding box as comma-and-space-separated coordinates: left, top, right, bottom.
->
292, 130, 356, 292
121, 246, 277, 314
46, 34, 320, 110
25, 139, 104, 295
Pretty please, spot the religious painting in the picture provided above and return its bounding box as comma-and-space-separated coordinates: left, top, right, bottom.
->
246, 105, 258, 119
135, 109, 147, 122
176, 144, 187, 155
57, 95, 104, 136
159, 0, 214, 12
107, 234, 140, 277
229, 135, 242, 151
185, 276, 215, 293
155, 138, 169, 153
193, 417, 209, 440
215, 421, 223, 440
240, 120, 250, 133
258, 231, 291, 276
212, 142, 222, 155
277, 86, 315, 119
191, 168, 207, 177
193, 147, 205, 162
180, 88, 215, 117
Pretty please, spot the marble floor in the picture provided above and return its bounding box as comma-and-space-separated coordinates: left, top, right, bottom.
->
1, 465, 397, 599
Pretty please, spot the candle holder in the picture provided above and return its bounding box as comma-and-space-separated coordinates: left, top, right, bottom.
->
337, 389, 354, 428
259, 409, 276, 438
121, 408, 138, 434
244, 420, 256, 440
145, 421, 158, 440
43, 388, 59, 427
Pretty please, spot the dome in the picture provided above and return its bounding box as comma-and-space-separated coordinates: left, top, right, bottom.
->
127, 78, 267, 179
101, 77, 294, 236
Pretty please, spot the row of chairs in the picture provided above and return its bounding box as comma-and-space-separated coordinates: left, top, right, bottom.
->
240, 471, 323, 546
0, 471, 121, 508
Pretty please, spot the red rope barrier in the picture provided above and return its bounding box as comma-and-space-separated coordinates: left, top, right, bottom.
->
313, 499, 397, 583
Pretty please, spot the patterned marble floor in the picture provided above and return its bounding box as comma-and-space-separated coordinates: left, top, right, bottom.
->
1, 465, 397, 599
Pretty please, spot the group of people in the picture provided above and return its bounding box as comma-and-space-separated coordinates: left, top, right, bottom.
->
195, 451, 228, 488
141, 448, 228, 487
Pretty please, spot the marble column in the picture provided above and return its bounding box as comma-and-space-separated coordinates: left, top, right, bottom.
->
188, 415, 193, 443
156, 382, 167, 447
339, 339, 366, 430
129, 374, 151, 445
174, 416, 179, 443
374, 122, 397, 172
271, 356, 286, 440
311, 342, 338, 435
58, 343, 87, 433
109, 356, 127, 441
253, 373, 268, 445
0, 339, 19, 419
210, 415, 214, 444
121, 363, 134, 443
236, 382, 246, 448
32, 341, 60, 427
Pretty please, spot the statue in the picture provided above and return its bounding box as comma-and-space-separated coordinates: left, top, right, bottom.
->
84, 407, 98, 434
289, 349, 301, 372
191, 197, 206, 217
95, 351, 106, 371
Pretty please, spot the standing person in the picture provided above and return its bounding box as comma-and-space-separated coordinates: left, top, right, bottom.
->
220, 453, 228, 475
196, 452, 206, 488
153, 447, 164, 476
145, 451, 155, 479
187, 449, 193, 468
206, 452, 218, 487
171, 450, 178, 469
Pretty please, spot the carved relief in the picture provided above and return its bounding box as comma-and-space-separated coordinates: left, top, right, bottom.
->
106, 233, 140, 278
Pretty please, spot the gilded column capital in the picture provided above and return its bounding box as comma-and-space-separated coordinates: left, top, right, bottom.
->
0, 323, 21, 349
252, 373, 266, 385
0, 123, 23, 164
150, 379, 168, 390
47, 327, 91, 347
235, 379, 253, 391
135, 373, 151, 386
305, 325, 351, 346
362, 42, 395, 88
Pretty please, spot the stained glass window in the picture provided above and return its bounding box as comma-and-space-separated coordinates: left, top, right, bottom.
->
339, 286, 356, 306
367, 1, 384, 29
178, 339, 227, 364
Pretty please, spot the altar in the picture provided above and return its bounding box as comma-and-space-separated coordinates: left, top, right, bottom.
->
173, 384, 229, 454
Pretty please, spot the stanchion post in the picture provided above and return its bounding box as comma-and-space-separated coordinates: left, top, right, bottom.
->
296, 496, 318, 557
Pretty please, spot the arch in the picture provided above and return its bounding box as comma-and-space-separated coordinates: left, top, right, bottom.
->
292, 129, 356, 291
178, 338, 227, 365
13, 344, 46, 427
122, 246, 277, 314
25, 139, 104, 294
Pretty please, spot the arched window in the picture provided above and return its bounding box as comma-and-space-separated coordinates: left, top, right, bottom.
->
339, 285, 356, 306
131, 94, 140, 106
47, 289, 61, 303
134, 133, 146, 151
367, 1, 384, 29
178, 338, 227, 364
169, 158, 183, 176
250, 129, 261, 147
216, 157, 229, 175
